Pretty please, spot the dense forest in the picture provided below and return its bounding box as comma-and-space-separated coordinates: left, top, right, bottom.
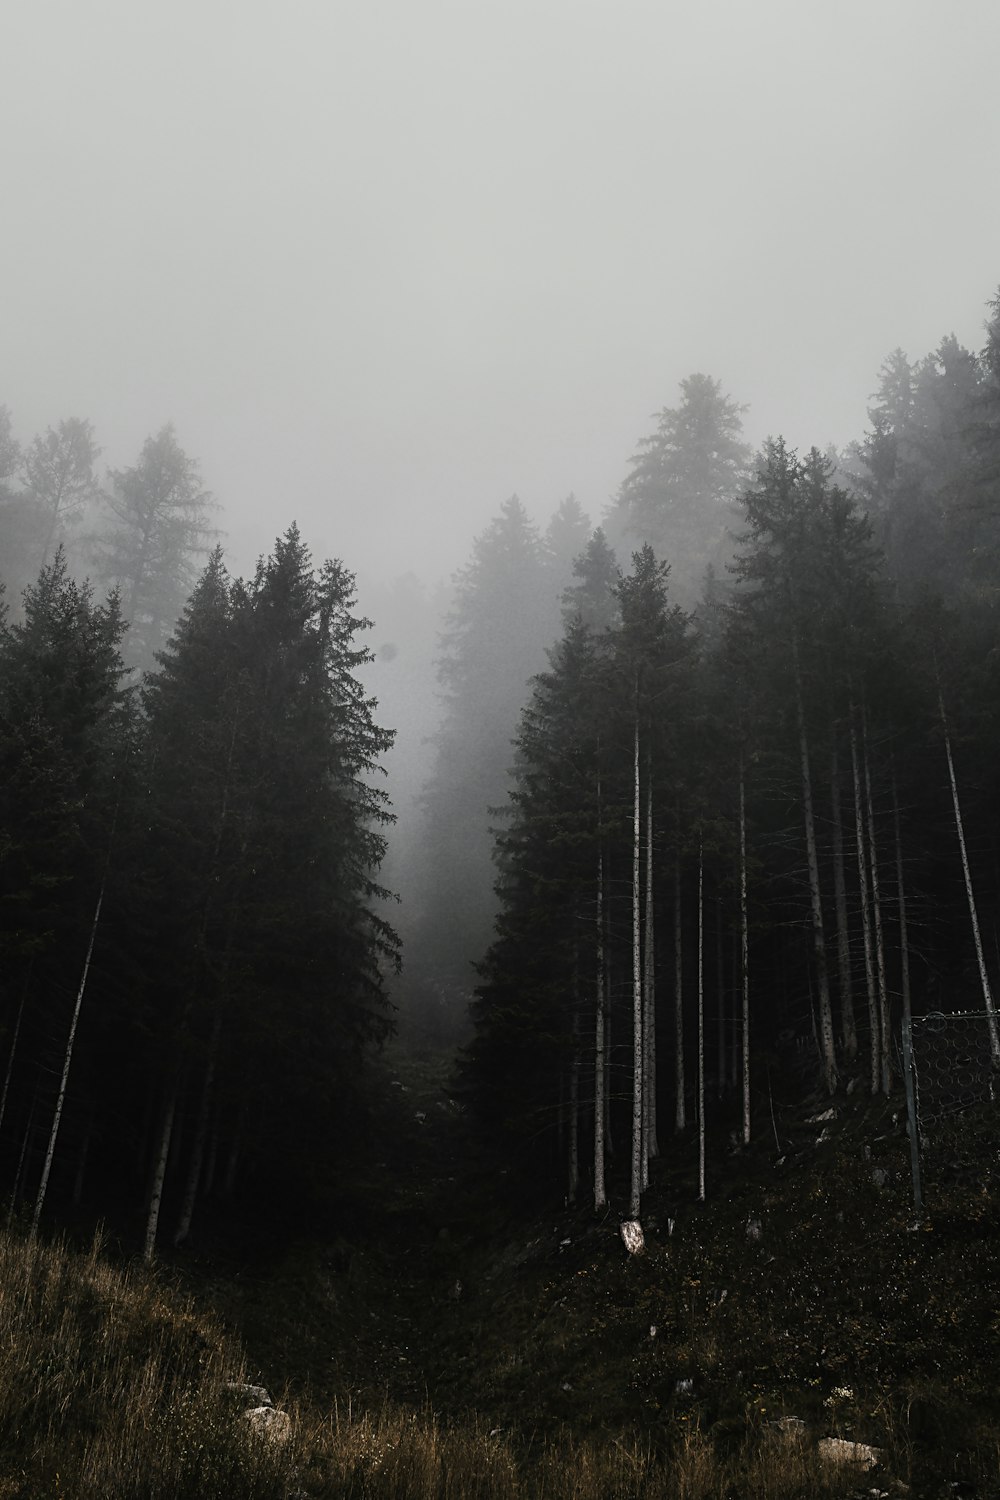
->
2, 288, 1000, 1258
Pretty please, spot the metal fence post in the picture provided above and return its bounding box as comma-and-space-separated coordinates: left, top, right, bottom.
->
901, 1014, 923, 1221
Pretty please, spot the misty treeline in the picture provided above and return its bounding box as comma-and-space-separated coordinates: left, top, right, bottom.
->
3, 280, 1000, 1249
451, 289, 1000, 1216
0, 460, 398, 1249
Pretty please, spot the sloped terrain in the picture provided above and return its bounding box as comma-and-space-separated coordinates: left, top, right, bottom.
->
182, 1046, 1000, 1498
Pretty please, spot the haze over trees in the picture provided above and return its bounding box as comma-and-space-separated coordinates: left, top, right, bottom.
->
2, 283, 1000, 1249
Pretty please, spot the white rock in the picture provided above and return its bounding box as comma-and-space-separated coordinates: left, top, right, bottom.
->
818, 1436, 880, 1469
767, 1415, 807, 1441
620, 1220, 645, 1255
246, 1405, 292, 1443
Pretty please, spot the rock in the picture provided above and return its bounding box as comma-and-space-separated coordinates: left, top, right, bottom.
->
245, 1405, 291, 1443
871, 1166, 888, 1188
817, 1436, 881, 1470
224, 1382, 273, 1409
620, 1220, 645, 1255
767, 1414, 807, 1441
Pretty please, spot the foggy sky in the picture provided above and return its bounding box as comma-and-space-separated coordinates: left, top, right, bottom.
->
5, 0, 1000, 590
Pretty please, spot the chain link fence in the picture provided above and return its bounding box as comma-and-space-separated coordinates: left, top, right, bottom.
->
902, 1009, 1000, 1216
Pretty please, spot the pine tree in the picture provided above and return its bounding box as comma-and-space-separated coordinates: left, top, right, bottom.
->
95, 425, 215, 668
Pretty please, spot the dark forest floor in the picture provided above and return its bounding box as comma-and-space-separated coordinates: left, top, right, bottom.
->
172, 1044, 1000, 1498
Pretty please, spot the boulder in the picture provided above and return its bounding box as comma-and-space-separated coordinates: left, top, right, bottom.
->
620, 1220, 645, 1255
246, 1405, 292, 1444
817, 1436, 880, 1469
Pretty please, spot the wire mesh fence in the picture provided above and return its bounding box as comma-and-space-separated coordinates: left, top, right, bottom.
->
902, 1009, 1000, 1216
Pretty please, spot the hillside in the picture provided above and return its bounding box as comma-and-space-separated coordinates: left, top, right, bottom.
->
164, 1043, 1000, 1499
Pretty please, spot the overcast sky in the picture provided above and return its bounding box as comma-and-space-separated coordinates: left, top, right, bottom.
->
4, 0, 1000, 591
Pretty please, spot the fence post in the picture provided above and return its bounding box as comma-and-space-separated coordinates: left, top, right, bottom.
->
901, 1014, 923, 1221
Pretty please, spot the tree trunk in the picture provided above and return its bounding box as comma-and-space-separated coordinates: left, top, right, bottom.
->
629, 712, 643, 1221
72, 1122, 91, 1208
849, 706, 881, 1094
673, 851, 686, 1132
143, 1089, 177, 1264
830, 740, 858, 1059
739, 753, 751, 1145
793, 638, 837, 1093
0, 969, 29, 1138
939, 687, 1000, 1058
697, 837, 706, 1203
173, 1014, 222, 1246
861, 707, 891, 1094
716, 901, 726, 1099
644, 762, 659, 1166
32, 882, 105, 1237
891, 758, 913, 1036
593, 838, 607, 1211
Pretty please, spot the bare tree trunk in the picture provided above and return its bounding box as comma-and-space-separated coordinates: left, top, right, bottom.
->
629, 713, 643, 1221
32, 882, 105, 1237
739, 753, 751, 1144
0, 969, 29, 1138
644, 763, 659, 1166
593, 838, 607, 1211
849, 706, 881, 1093
891, 758, 913, 1035
716, 901, 726, 1099
568, 940, 580, 1206
173, 1014, 222, 1246
673, 851, 686, 1132
203, 1124, 219, 1200
939, 687, 1000, 1058
861, 707, 892, 1094
830, 741, 858, 1059
793, 640, 837, 1093
72, 1122, 91, 1208
8, 1086, 38, 1228
144, 1090, 177, 1264
697, 836, 706, 1203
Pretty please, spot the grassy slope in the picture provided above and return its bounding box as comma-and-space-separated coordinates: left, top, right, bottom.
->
181, 1047, 1000, 1497
6, 1048, 1000, 1497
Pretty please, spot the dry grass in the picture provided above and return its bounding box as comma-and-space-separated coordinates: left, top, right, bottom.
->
0, 1226, 294, 1499
2, 1222, 987, 1499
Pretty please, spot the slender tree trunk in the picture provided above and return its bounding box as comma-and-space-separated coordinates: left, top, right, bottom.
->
673, 851, 686, 1131
716, 901, 726, 1100
891, 758, 913, 1035
644, 760, 659, 1168
739, 753, 751, 1145
939, 687, 1000, 1058
0, 968, 30, 1138
698, 836, 706, 1203
793, 638, 837, 1092
144, 1089, 177, 1264
203, 1124, 219, 1200
849, 705, 881, 1093
72, 1123, 91, 1208
862, 707, 892, 1094
568, 939, 580, 1206
224, 1104, 245, 1198
32, 882, 105, 1237
173, 1014, 222, 1246
594, 838, 607, 1210
629, 712, 643, 1221
830, 740, 858, 1059
8, 1086, 38, 1228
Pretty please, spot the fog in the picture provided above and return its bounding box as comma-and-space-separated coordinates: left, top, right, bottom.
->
5, 0, 1000, 591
